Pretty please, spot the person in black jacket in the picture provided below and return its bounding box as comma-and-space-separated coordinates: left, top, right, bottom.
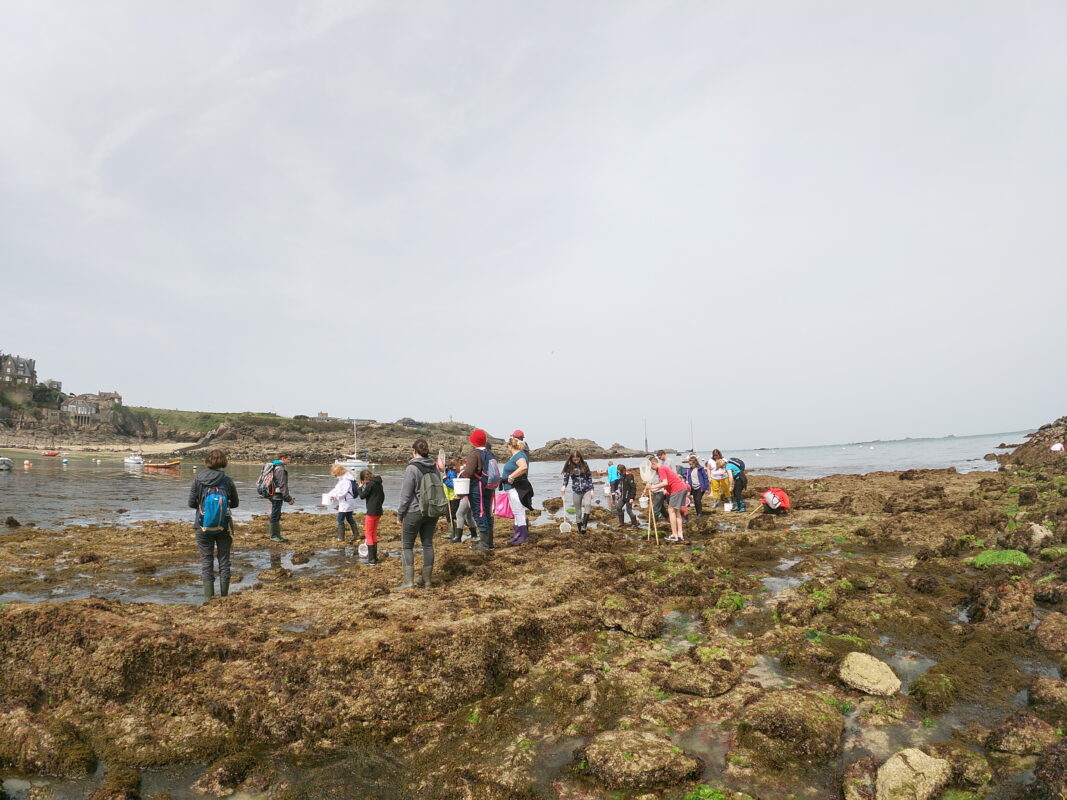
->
187, 449, 239, 599
357, 469, 384, 565
616, 465, 639, 529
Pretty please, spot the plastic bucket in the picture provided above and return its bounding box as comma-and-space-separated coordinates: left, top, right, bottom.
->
358, 543, 369, 558
723, 501, 733, 512
603, 485, 611, 495
638, 496, 648, 509
453, 477, 471, 494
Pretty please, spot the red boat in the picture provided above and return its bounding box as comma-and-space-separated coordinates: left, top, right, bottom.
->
143, 460, 181, 470
42, 451, 60, 456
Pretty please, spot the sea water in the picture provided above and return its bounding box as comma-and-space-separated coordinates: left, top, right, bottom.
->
0, 430, 1028, 529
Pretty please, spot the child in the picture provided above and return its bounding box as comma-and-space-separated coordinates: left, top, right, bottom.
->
616, 465, 639, 528
649, 454, 689, 542
356, 469, 384, 565
708, 457, 731, 511
324, 464, 359, 542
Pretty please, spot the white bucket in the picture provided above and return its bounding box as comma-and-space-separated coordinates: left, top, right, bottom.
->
638, 496, 648, 509
603, 485, 611, 495
358, 542, 369, 557
453, 477, 471, 494
723, 501, 733, 512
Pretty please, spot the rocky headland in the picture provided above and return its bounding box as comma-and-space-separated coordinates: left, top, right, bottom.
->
1, 422, 1066, 799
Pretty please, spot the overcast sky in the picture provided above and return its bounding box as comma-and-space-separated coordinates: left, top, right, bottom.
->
2, 1, 1064, 450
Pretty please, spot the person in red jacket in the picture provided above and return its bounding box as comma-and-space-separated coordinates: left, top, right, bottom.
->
761, 487, 791, 515
648, 454, 689, 542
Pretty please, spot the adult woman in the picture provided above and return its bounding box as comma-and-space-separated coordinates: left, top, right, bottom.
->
684, 455, 709, 518
324, 464, 360, 542
357, 468, 384, 565
616, 464, 639, 528
502, 436, 531, 545
649, 454, 689, 542
560, 450, 595, 533
395, 438, 443, 590
187, 449, 239, 599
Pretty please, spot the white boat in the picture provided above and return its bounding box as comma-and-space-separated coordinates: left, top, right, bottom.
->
124, 452, 144, 466
334, 421, 374, 472
0, 457, 13, 471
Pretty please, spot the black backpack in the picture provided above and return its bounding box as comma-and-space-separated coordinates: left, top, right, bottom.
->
727, 457, 746, 473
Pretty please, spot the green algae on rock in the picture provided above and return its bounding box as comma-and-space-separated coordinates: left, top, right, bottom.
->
736, 690, 845, 767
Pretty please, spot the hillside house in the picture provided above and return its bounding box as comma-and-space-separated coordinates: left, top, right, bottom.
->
0, 352, 37, 388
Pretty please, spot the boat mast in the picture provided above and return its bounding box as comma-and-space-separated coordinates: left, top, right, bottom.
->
643, 419, 648, 453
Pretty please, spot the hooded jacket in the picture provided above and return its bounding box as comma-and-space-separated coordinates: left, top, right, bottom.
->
396, 456, 440, 520
187, 468, 239, 530
357, 475, 385, 516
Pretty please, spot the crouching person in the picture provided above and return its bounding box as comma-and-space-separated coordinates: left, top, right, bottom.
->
188, 449, 239, 600
395, 438, 448, 591
761, 487, 791, 515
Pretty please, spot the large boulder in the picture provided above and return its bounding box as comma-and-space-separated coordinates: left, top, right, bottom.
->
875, 748, 951, 800
1037, 613, 1067, 652
839, 652, 902, 696
579, 730, 701, 789
986, 711, 1059, 755
658, 645, 748, 698
737, 690, 844, 767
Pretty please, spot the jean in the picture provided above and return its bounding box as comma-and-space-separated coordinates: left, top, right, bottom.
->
402, 512, 437, 567
732, 474, 747, 505
652, 491, 668, 522
617, 499, 637, 525
196, 529, 232, 583
337, 511, 359, 536
269, 497, 284, 523
469, 483, 495, 537
690, 489, 705, 515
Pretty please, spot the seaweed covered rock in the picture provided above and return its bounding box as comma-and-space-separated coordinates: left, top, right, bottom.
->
1036, 613, 1067, 652
1035, 738, 1067, 800
598, 595, 661, 638
925, 741, 992, 788
909, 671, 956, 714
838, 652, 902, 696
1031, 676, 1067, 724
578, 730, 701, 790
966, 576, 1034, 631
875, 748, 950, 800
658, 643, 748, 698
737, 690, 844, 767
985, 711, 1058, 755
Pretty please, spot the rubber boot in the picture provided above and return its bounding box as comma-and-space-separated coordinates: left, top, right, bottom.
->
510, 525, 528, 545
202, 579, 214, 600
219, 575, 230, 597
269, 521, 289, 543
394, 550, 415, 591
421, 546, 435, 588
449, 524, 461, 543
366, 543, 378, 565
336, 523, 346, 542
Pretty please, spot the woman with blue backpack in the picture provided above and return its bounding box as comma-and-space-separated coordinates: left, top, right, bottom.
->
187, 449, 239, 600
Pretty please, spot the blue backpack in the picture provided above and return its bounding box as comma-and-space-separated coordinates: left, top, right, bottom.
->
200, 485, 231, 533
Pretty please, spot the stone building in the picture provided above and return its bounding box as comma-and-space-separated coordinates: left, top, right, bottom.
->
0, 352, 37, 388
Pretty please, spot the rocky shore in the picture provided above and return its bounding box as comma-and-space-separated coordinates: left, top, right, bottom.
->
1, 424, 1067, 799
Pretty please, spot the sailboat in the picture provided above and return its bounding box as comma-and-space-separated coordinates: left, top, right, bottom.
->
334, 421, 374, 471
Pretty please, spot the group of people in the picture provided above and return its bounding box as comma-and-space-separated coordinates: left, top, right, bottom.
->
186, 430, 764, 598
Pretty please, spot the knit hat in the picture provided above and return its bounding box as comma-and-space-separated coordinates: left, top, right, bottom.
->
469, 429, 487, 447
511, 429, 525, 440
